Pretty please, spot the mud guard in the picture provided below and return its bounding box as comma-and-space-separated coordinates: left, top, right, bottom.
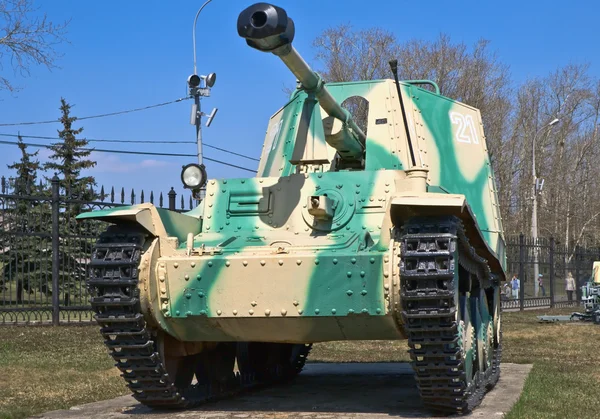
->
387, 192, 505, 277
75, 203, 202, 243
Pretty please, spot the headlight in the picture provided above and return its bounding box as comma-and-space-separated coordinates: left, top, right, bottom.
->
181, 163, 207, 189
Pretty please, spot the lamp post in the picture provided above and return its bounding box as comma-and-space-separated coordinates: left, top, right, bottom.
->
190, 0, 217, 169
531, 118, 559, 297
180, 0, 218, 199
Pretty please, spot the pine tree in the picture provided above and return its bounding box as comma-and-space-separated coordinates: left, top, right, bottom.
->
44, 98, 97, 201
8, 135, 41, 193
2, 136, 51, 302
41, 98, 98, 305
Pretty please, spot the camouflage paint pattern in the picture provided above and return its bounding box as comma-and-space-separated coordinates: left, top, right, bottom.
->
77, 78, 506, 343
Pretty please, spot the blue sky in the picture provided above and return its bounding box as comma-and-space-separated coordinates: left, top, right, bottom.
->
0, 0, 598, 202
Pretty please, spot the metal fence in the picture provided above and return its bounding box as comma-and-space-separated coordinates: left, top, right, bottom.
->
503, 234, 599, 311
0, 175, 197, 325
1, 174, 596, 325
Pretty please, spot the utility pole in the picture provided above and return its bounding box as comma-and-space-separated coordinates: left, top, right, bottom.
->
180, 0, 218, 198
190, 0, 217, 167
531, 118, 559, 297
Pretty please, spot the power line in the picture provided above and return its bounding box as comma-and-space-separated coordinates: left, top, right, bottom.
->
202, 143, 260, 162
0, 139, 257, 173
0, 133, 261, 162
0, 132, 194, 144
0, 97, 190, 127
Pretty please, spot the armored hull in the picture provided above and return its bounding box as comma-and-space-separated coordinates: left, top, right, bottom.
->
78, 2, 506, 414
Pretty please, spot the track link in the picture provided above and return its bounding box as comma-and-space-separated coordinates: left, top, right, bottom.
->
399, 216, 502, 413
88, 226, 311, 408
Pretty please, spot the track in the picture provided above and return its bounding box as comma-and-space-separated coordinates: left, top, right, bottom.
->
88, 218, 501, 413
88, 225, 311, 409
399, 216, 502, 414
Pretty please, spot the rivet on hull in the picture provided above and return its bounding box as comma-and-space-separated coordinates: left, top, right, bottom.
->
251, 301, 257, 307
260, 260, 266, 266
281, 309, 287, 316
346, 290, 353, 296
314, 309, 320, 314
293, 300, 299, 306
174, 263, 179, 268
217, 310, 222, 316
249, 309, 254, 315
278, 260, 284, 266
233, 310, 238, 316
265, 309, 271, 316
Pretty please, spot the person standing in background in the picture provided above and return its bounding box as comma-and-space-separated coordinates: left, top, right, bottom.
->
565, 272, 576, 303
511, 275, 520, 300
538, 274, 546, 297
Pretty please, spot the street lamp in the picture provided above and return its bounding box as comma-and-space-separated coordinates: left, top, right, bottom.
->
181, 0, 217, 198
531, 117, 560, 297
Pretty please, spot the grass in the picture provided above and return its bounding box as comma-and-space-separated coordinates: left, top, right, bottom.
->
502, 308, 600, 419
0, 309, 599, 419
0, 327, 127, 419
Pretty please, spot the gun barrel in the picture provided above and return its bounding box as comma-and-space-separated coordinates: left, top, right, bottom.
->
237, 3, 366, 146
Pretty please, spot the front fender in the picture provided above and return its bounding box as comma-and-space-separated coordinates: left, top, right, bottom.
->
76, 203, 202, 243
382, 192, 505, 277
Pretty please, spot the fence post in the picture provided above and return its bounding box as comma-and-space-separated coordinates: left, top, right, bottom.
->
168, 187, 176, 211
519, 233, 525, 311
575, 246, 582, 304
51, 175, 60, 326
549, 237, 555, 308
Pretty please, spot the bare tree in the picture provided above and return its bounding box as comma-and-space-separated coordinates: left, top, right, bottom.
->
311, 24, 600, 248
312, 25, 398, 83
0, 0, 69, 92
